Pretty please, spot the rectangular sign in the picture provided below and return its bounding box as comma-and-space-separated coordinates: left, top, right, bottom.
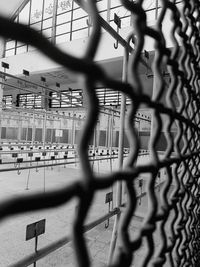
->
26, 219, 46, 241
105, 192, 113, 204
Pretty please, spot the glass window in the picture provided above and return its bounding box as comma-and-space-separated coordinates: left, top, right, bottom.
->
42, 28, 52, 38
28, 45, 36, 52
2, 95, 12, 109
95, 88, 131, 106
142, 0, 156, 11
146, 9, 156, 21
56, 33, 70, 44
72, 28, 88, 40
16, 46, 27, 54
42, 18, 53, 29
19, 94, 42, 109
57, 0, 72, 15
73, 8, 87, 20
56, 23, 70, 35
99, 10, 107, 20
44, 0, 54, 19
19, 2, 31, 25
6, 40, 16, 50
51, 90, 82, 108
30, 0, 43, 23
31, 22, 42, 31
56, 12, 72, 24
51, 92, 61, 107
72, 18, 87, 31
5, 49, 15, 57
121, 16, 131, 28
97, 0, 107, 12
111, 0, 121, 8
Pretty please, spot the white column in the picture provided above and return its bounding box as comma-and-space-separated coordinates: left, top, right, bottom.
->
0, 37, 6, 112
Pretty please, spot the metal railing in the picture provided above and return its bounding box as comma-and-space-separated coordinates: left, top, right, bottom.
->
0, 0, 200, 266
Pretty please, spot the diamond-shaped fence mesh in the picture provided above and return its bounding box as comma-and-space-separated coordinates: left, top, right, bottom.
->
0, 0, 200, 266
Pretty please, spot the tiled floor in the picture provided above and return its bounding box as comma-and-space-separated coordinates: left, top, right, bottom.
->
0, 154, 151, 266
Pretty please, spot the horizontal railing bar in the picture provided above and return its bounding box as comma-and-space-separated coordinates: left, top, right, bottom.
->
8, 208, 120, 267
0, 154, 133, 172
7, 177, 165, 267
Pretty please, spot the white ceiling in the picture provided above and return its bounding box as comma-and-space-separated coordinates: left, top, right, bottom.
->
0, 0, 25, 17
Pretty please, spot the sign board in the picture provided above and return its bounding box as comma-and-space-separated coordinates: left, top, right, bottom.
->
26, 219, 46, 241
105, 192, 113, 204
114, 13, 121, 28
55, 129, 63, 137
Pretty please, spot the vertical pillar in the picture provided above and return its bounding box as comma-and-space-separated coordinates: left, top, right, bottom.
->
51, 0, 58, 44
42, 89, 49, 110
108, 42, 129, 265
18, 111, 22, 142
42, 111, 47, 148
0, 37, 6, 144
107, 0, 111, 23
32, 111, 36, 145
155, 0, 159, 20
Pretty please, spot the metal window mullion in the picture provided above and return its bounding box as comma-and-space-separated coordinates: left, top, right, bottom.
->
106, 0, 111, 23
41, 0, 45, 32
27, 0, 32, 52
51, 0, 58, 44
70, 1, 75, 41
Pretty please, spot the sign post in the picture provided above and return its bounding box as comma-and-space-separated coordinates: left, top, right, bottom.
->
26, 219, 46, 267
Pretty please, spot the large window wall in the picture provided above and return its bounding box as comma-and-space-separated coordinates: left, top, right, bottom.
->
2, 95, 13, 109
5, 0, 166, 57
17, 93, 42, 109
50, 89, 83, 108
96, 87, 131, 106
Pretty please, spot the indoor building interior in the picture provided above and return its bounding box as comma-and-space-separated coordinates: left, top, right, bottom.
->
0, 0, 198, 267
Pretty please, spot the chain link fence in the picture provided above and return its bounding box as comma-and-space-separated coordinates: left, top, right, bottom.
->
0, 0, 199, 266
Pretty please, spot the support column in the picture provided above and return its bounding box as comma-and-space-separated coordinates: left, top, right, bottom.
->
51, 0, 58, 44
106, 0, 111, 23
107, 39, 129, 264
42, 111, 47, 148
42, 89, 50, 110
0, 37, 6, 144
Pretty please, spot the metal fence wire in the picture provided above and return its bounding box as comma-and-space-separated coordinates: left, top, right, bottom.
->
0, 0, 200, 266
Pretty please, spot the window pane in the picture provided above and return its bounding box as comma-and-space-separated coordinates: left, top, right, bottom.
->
56, 23, 70, 35
57, 0, 72, 15
42, 18, 53, 29
72, 18, 87, 31
5, 50, 15, 57
31, 22, 42, 31
43, 0, 54, 19
99, 10, 107, 20
19, 2, 30, 25
28, 45, 36, 52
121, 16, 131, 28
97, 0, 107, 12
142, 0, 156, 11
56, 33, 70, 44
30, 0, 43, 23
56, 12, 71, 24
16, 45, 27, 54
6, 41, 15, 50
42, 28, 52, 38
2, 95, 12, 109
73, 8, 87, 20
111, 0, 121, 8
72, 28, 88, 40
